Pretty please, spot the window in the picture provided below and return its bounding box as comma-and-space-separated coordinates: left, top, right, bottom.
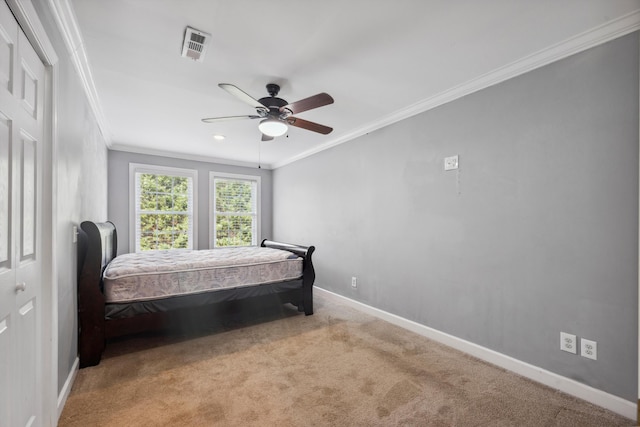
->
130, 164, 197, 252
210, 172, 260, 247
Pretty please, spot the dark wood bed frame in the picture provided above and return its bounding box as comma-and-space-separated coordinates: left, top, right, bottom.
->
77, 220, 316, 368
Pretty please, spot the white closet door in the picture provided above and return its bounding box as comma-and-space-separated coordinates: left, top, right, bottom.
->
0, 1, 46, 425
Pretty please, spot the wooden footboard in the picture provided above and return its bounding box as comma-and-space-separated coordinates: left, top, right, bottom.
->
77, 220, 316, 368
261, 239, 315, 315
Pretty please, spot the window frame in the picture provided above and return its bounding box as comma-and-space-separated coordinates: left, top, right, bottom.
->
209, 171, 261, 248
129, 163, 198, 252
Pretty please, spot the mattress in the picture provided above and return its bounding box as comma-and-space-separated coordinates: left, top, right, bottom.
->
103, 247, 303, 303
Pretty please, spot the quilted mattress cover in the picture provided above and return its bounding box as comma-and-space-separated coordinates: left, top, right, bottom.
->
103, 247, 303, 303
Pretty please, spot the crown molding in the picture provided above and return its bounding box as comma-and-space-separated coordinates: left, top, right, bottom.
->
273, 9, 640, 169
47, 0, 112, 145
109, 143, 270, 170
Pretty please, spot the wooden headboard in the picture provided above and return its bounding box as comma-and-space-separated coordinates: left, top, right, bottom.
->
78, 221, 117, 277
77, 221, 117, 367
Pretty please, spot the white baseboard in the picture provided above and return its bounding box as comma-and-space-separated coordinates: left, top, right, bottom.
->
57, 357, 79, 421
315, 287, 637, 421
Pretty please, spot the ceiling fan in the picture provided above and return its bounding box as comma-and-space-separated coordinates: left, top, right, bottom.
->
202, 83, 334, 141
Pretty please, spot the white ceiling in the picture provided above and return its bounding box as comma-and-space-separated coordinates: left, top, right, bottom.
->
68, 0, 640, 169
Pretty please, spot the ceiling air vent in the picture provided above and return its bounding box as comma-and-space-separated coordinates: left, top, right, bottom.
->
181, 27, 211, 63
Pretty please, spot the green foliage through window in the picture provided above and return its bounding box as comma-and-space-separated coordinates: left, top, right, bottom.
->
214, 177, 257, 247
136, 172, 193, 251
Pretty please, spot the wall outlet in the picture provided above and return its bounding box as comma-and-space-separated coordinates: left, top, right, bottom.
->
560, 332, 577, 354
444, 155, 459, 171
581, 339, 597, 360
351, 276, 357, 288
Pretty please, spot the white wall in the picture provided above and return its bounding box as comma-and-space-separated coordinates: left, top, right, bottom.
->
273, 33, 639, 401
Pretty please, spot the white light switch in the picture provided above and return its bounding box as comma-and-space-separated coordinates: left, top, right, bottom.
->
72, 226, 78, 243
444, 155, 459, 171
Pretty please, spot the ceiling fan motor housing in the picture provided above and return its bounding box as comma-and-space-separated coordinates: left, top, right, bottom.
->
266, 83, 280, 97
258, 96, 288, 110
260, 83, 291, 116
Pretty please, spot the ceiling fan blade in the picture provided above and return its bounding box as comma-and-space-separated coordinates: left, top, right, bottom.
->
286, 117, 333, 135
261, 133, 274, 142
218, 83, 266, 109
281, 93, 334, 115
201, 115, 260, 123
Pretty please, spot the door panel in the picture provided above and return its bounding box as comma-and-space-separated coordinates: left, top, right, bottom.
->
0, 1, 15, 93
20, 134, 36, 261
17, 299, 37, 427
0, 114, 10, 268
20, 63, 37, 118
0, 33, 11, 92
0, 316, 11, 425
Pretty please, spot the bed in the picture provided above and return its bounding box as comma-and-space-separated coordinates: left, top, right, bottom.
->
77, 220, 316, 367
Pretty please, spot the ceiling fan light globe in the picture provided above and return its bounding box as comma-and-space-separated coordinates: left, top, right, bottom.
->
258, 118, 288, 137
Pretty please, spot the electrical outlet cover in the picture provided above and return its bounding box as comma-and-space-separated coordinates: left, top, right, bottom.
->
560, 332, 577, 354
581, 339, 597, 360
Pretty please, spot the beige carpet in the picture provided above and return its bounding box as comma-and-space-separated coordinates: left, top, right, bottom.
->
59, 292, 634, 426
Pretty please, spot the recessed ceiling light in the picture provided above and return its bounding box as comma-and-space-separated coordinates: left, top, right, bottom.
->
213, 134, 225, 141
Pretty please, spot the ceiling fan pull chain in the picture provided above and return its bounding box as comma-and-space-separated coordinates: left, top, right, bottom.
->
258, 139, 262, 169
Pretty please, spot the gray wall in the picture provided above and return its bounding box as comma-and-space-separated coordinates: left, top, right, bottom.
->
273, 33, 639, 401
108, 151, 272, 254
32, 4, 110, 395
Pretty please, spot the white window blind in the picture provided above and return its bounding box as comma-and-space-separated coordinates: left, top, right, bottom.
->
130, 164, 197, 252
211, 173, 260, 247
